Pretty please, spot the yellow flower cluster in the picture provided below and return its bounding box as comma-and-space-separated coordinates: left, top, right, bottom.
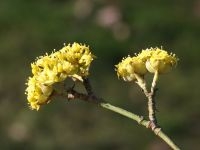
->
116, 47, 178, 81
25, 42, 95, 110
116, 56, 147, 81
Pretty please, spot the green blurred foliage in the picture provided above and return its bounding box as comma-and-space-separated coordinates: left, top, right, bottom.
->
0, 0, 200, 149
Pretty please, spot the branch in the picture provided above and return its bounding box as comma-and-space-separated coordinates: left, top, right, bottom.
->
100, 102, 180, 150
148, 71, 159, 129
54, 78, 180, 150
88, 78, 179, 149
135, 73, 159, 130
63, 89, 180, 150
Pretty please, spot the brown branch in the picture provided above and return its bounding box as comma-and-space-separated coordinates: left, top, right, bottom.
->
66, 88, 102, 104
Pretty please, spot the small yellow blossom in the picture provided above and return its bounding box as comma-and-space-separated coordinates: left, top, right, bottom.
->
116, 47, 178, 82
115, 56, 147, 82
25, 42, 95, 110
143, 48, 178, 74
136, 48, 153, 62
25, 77, 53, 110
131, 57, 147, 75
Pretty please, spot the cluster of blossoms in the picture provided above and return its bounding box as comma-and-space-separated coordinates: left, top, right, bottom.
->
25, 42, 94, 110
116, 48, 178, 81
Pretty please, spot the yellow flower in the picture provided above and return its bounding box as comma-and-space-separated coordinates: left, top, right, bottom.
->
131, 57, 147, 75
25, 42, 95, 110
144, 48, 178, 74
136, 48, 153, 62
115, 47, 178, 82
115, 56, 147, 82
25, 77, 53, 110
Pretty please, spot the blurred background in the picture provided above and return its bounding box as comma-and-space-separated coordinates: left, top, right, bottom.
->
0, 0, 200, 149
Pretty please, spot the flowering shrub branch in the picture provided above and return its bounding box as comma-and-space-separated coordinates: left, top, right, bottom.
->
25, 42, 180, 150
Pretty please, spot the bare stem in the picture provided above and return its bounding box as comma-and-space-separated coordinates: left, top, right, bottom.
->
100, 102, 180, 150
61, 89, 180, 150
148, 71, 159, 129
57, 78, 180, 150
151, 71, 159, 92
135, 72, 159, 130
134, 74, 148, 94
